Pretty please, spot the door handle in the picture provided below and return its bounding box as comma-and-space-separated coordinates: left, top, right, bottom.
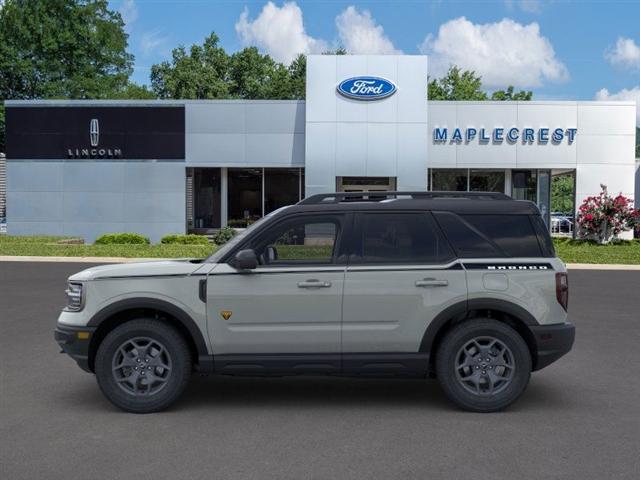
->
415, 278, 449, 287
297, 279, 332, 288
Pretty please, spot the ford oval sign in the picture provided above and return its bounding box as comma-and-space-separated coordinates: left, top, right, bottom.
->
337, 76, 397, 101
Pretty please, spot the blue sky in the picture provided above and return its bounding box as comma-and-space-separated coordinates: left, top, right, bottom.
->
113, 0, 640, 120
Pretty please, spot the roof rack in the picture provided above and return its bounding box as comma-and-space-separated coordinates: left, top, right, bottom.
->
298, 191, 512, 205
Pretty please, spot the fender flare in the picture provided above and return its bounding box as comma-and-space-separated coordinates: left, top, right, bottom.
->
87, 297, 208, 357
419, 298, 539, 353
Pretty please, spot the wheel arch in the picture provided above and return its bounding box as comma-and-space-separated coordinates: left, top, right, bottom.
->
421, 299, 539, 373
87, 298, 210, 373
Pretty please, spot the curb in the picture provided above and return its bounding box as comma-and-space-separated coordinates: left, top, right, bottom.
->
565, 263, 640, 270
0, 256, 170, 263
1, 256, 639, 270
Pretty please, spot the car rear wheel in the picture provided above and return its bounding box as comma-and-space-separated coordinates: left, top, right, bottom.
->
435, 319, 531, 412
95, 319, 191, 413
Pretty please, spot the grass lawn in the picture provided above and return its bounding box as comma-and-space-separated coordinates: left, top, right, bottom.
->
0, 236, 216, 258
1, 235, 639, 264
553, 238, 640, 265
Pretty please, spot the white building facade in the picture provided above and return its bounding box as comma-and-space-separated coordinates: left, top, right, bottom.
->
4, 54, 637, 241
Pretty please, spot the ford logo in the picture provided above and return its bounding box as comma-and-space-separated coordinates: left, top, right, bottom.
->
337, 76, 397, 100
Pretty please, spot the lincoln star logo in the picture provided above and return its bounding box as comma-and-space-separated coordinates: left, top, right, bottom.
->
220, 311, 233, 321
89, 118, 99, 147
67, 117, 122, 158
337, 76, 397, 100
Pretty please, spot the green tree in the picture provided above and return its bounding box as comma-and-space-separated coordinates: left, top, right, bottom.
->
150, 33, 308, 100
0, 0, 138, 151
228, 47, 287, 99
288, 54, 307, 100
428, 66, 488, 101
551, 174, 575, 213
150, 33, 230, 99
428, 66, 533, 102
491, 86, 533, 101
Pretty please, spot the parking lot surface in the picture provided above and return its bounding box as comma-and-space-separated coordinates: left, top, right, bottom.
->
1, 262, 639, 480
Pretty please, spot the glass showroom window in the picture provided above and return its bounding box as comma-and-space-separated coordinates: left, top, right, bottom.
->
429, 169, 506, 194
470, 170, 505, 193
511, 170, 537, 202
264, 168, 302, 215
228, 168, 304, 227
190, 168, 221, 231
228, 168, 263, 228
430, 169, 468, 191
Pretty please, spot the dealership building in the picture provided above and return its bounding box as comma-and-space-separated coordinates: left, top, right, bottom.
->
3, 55, 638, 242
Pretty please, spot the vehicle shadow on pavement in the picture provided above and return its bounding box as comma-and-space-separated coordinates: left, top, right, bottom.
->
173, 375, 569, 412
53, 372, 569, 414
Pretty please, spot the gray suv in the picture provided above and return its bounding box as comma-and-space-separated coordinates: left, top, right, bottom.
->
55, 191, 575, 413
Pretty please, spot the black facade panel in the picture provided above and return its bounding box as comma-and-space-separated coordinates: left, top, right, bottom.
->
6, 106, 185, 159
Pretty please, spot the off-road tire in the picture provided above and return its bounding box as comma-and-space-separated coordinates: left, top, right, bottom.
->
95, 319, 192, 413
435, 318, 531, 412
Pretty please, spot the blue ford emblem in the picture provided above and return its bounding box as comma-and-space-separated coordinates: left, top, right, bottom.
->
337, 76, 397, 100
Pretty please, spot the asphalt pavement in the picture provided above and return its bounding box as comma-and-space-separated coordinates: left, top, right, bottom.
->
1, 262, 639, 480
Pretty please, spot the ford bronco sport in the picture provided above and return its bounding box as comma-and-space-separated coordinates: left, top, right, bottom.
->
55, 191, 575, 413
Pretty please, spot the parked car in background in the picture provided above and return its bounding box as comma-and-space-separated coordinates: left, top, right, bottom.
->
551, 212, 574, 235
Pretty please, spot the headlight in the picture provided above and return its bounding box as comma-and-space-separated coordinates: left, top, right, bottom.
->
65, 282, 84, 311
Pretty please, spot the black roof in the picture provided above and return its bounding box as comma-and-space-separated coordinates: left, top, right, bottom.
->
284, 191, 540, 215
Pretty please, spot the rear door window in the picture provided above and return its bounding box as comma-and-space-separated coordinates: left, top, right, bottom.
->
352, 212, 454, 264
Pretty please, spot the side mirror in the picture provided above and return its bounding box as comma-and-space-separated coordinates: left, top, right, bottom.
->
234, 249, 258, 270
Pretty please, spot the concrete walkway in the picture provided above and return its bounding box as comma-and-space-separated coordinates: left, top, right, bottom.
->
1, 255, 638, 269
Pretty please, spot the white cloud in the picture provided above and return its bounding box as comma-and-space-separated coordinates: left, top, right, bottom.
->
504, 0, 542, 14
235, 1, 327, 64
140, 30, 168, 56
605, 37, 640, 70
335, 6, 401, 55
119, 0, 138, 33
595, 86, 640, 124
420, 17, 568, 88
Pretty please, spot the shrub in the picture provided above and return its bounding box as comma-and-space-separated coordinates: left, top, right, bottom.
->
576, 185, 639, 244
161, 234, 210, 245
95, 233, 150, 245
213, 226, 237, 245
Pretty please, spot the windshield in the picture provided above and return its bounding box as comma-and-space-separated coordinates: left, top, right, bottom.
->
205, 206, 292, 263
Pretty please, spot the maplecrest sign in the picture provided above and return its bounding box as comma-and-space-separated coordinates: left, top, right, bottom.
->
433, 127, 577, 144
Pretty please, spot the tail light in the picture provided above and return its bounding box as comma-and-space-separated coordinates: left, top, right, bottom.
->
555, 272, 569, 311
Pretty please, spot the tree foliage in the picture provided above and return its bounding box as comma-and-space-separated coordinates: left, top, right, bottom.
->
428, 66, 533, 101
150, 33, 307, 100
428, 67, 488, 101
551, 173, 575, 213
0, 0, 143, 151
491, 86, 533, 101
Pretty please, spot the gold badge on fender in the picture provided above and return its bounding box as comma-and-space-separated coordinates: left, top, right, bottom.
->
220, 310, 232, 321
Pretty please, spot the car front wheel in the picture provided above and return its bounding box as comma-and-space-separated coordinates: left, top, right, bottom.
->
95, 319, 192, 413
435, 319, 531, 412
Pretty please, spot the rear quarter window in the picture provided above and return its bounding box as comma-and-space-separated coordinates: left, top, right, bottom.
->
434, 212, 545, 258
461, 214, 543, 257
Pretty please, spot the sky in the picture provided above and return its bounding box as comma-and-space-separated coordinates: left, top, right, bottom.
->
112, 0, 640, 123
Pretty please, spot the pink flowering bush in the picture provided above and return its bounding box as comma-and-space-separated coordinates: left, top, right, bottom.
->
576, 185, 639, 243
